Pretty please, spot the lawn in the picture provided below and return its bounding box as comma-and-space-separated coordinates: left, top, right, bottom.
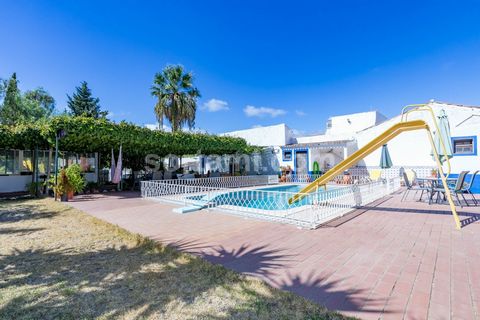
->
0, 198, 352, 320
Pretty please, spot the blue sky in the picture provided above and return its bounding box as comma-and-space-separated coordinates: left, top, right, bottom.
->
1, 0, 480, 135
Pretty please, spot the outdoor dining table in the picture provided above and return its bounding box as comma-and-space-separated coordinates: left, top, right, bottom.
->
416, 176, 458, 204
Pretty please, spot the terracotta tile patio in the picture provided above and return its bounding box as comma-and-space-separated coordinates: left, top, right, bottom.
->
68, 191, 480, 320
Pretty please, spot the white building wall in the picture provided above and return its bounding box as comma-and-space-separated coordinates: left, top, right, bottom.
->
326, 111, 387, 136
296, 111, 386, 144
222, 123, 295, 147
296, 133, 354, 144
355, 103, 480, 171
0, 175, 32, 193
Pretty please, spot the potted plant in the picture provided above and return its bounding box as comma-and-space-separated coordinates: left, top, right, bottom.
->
50, 164, 86, 201
65, 164, 86, 199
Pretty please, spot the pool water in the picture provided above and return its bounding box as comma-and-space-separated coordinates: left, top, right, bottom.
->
255, 185, 305, 193
187, 184, 338, 211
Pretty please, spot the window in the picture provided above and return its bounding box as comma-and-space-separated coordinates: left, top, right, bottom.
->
283, 150, 292, 161
326, 119, 332, 129
79, 153, 96, 173
0, 150, 97, 175
0, 149, 20, 175
37, 150, 50, 175
452, 136, 477, 156
454, 139, 473, 154
21, 150, 33, 172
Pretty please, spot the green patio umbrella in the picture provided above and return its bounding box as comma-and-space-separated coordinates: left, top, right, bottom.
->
379, 144, 393, 169
431, 109, 453, 164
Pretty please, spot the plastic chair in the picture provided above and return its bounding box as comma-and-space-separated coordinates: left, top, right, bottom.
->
463, 170, 478, 206
401, 172, 430, 202
432, 171, 469, 207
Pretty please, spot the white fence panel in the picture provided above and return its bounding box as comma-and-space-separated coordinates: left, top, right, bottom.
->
142, 175, 401, 229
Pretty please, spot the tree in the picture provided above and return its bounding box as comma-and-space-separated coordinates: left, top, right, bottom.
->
0, 78, 7, 102
67, 81, 107, 118
0, 74, 56, 125
151, 65, 201, 132
0, 73, 23, 125
23, 88, 56, 121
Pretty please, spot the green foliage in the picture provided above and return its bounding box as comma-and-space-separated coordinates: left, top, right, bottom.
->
0, 73, 56, 125
23, 88, 56, 119
49, 164, 86, 196
26, 181, 44, 196
65, 164, 86, 193
151, 65, 201, 132
0, 116, 258, 170
0, 73, 22, 125
0, 78, 7, 101
0, 123, 48, 150
67, 81, 107, 119
50, 169, 67, 196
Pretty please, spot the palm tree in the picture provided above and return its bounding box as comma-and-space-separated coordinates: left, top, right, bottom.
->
151, 65, 201, 132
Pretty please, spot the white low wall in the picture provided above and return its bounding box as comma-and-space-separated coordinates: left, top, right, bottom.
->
0, 175, 32, 193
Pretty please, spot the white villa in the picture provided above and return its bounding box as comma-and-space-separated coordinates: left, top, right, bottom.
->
220, 101, 480, 192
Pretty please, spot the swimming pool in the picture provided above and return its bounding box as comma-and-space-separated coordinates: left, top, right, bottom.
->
187, 184, 340, 211
143, 176, 402, 229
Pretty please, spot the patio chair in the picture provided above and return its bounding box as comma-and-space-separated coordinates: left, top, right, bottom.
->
432, 171, 469, 207
462, 170, 478, 206
401, 172, 430, 202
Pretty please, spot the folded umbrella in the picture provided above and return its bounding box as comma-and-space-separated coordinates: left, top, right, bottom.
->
431, 109, 453, 164
379, 144, 393, 169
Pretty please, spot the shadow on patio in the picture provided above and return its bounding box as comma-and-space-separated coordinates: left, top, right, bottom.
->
0, 238, 387, 318
149, 237, 388, 316
69, 191, 141, 202
361, 204, 480, 227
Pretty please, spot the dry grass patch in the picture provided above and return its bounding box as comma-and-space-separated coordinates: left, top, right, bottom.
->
0, 198, 352, 320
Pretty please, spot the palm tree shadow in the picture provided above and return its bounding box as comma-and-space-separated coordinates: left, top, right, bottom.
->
161, 238, 293, 278
191, 270, 388, 319
163, 240, 388, 316
202, 244, 293, 277
273, 271, 389, 315
148, 239, 386, 315
0, 240, 294, 319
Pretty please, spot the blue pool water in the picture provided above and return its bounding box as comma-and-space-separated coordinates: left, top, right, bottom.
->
187, 184, 339, 210
254, 185, 305, 193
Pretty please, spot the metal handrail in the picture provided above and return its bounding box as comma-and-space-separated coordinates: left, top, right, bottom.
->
400, 103, 451, 177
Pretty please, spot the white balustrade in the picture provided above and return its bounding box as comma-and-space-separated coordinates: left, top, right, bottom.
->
141, 175, 401, 229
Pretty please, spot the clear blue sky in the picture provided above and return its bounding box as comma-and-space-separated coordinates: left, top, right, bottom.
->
1, 0, 480, 135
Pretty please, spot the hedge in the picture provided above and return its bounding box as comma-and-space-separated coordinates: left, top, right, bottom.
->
0, 116, 259, 169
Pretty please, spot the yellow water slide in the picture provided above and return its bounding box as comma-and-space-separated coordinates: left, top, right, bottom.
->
287, 116, 461, 229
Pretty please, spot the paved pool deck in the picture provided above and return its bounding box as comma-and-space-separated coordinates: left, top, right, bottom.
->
68, 190, 480, 320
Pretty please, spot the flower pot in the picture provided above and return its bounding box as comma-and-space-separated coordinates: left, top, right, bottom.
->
68, 191, 74, 200
61, 193, 68, 202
